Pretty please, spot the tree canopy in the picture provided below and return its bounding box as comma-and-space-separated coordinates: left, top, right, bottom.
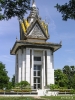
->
55, 0, 75, 21
55, 65, 75, 89
54, 69, 68, 88
0, 0, 31, 20
11, 75, 15, 87
0, 62, 9, 89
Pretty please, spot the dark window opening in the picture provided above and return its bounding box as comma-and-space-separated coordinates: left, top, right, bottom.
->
37, 71, 40, 76
38, 84, 40, 88
34, 84, 36, 89
34, 78, 36, 83
34, 57, 41, 61
34, 71, 36, 76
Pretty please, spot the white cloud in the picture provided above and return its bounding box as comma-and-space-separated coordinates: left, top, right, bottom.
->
44, 7, 56, 32
0, 55, 14, 62
49, 19, 56, 32
65, 49, 75, 53
52, 32, 75, 42
0, 17, 19, 35
59, 33, 75, 40
67, 58, 75, 65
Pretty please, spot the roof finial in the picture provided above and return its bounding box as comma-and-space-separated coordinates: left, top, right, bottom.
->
16, 36, 18, 41
32, 0, 35, 4
32, 0, 36, 7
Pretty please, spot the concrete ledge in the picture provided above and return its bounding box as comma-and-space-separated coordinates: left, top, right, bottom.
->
0, 90, 59, 96
37, 89, 59, 96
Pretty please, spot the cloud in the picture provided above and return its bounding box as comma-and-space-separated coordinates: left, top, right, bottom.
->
65, 49, 75, 53
0, 55, 14, 62
0, 17, 19, 35
49, 19, 56, 32
59, 33, 75, 40
52, 32, 75, 42
67, 58, 75, 65
44, 7, 56, 32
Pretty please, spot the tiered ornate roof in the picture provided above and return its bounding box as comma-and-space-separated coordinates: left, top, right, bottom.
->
19, 0, 49, 40
10, 0, 62, 55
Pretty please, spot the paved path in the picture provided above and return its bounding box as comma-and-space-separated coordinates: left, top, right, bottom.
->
33, 96, 47, 100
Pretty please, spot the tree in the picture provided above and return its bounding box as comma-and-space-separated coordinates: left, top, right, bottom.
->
0, 0, 31, 20
54, 69, 68, 88
0, 62, 9, 89
54, 66, 75, 89
63, 65, 71, 76
71, 74, 75, 89
7, 81, 12, 89
11, 75, 15, 87
55, 0, 75, 20
63, 65, 75, 89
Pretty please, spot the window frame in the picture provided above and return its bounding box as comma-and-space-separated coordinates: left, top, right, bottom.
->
34, 56, 41, 61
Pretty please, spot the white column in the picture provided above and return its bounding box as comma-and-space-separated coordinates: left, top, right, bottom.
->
50, 51, 54, 84
26, 48, 30, 83
15, 55, 17, 83
22, 49, 26, 81
47, 49, 54, 85
42, 51, 44, 89
52, 52, 54, 69
52, 53, 54, 84
47, 49, 51, 85
18, 49, 22, 82
51, 52, 54, 84
43, 51, 45, 88
31, 49, 34, 88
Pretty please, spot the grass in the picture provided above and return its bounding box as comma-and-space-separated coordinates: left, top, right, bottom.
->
0, 97, 36, 100
0, 96, 45, 100
0, 96, 75, 100
42, 95, 75, 100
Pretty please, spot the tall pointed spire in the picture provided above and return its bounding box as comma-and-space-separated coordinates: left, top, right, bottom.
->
27, 0, 40, 23
32, 0, 35, 4
32, 0, 36, 8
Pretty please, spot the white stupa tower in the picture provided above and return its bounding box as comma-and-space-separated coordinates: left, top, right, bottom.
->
10, 0, 62, 89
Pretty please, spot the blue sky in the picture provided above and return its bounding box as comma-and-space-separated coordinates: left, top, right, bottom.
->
0, 0, 75, 79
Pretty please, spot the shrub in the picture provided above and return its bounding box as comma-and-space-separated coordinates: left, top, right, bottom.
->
70, 89, 75, 94
15, 81, 30, 88
0, 89, 4, 92
50, 84, 59, 90
13, 89, 31, 92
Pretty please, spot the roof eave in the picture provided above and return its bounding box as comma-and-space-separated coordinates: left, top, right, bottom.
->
10, 41, 62, 55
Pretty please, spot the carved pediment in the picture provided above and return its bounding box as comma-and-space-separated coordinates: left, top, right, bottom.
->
27, 24, 46, 39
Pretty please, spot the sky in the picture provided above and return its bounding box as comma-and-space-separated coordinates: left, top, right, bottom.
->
0, 0, 75, 79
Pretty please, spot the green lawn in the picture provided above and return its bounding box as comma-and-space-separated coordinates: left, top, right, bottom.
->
42, 96, 75, 100
0, 97, 36, 100
0, 96, 45, 100
0, 96, 75, 100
